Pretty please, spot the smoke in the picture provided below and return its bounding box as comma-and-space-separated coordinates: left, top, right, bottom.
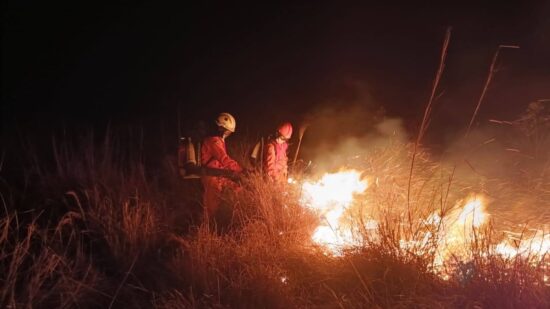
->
298, 90, 408, 173
298, 87, 550, 227
443, 100, 550, 176
438, 100, 550, 227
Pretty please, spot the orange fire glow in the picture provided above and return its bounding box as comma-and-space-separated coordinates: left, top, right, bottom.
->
294, 169, 549, 279
300, 170, 368, 254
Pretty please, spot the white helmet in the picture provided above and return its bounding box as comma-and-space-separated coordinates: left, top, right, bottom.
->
215, 112, 236, 132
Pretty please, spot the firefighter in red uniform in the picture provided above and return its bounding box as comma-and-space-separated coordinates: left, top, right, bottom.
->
263, 122, 293, 183
201, 112, 242, 219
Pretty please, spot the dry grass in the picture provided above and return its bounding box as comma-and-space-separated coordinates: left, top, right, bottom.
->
1, 129, 549, 308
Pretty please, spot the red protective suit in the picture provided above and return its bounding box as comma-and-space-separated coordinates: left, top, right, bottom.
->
263, 140, 289, 182
200, 136, 242, 217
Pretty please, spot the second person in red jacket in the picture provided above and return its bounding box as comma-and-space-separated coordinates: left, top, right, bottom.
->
263, 122, 293, 183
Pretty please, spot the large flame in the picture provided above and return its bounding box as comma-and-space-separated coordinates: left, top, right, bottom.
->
300, 170, 368, 253
430, 196, 489, 268
294, 170, 548, 280
495, 231, 550, 260
301, 170, 368, 209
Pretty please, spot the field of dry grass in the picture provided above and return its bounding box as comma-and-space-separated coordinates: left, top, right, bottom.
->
1, 118, 549, 308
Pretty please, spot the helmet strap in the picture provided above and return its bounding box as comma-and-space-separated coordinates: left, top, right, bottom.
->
218, 126, 232, 139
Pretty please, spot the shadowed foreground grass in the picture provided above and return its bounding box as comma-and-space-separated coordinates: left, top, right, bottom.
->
1, 134, 549, 308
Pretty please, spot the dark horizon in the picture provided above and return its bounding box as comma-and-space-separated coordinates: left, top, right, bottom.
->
3, 1, 550, 149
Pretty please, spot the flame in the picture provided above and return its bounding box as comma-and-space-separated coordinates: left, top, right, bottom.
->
300, 170, 368, 253
495, 231, 550, 260
429, 196, 489, 268
301, 170, 368, 209
444, 196, 488, 245
295, 169, 548, 280
458, 198, 486, 228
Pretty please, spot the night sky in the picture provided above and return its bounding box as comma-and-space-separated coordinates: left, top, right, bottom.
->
3, 1, 550, 147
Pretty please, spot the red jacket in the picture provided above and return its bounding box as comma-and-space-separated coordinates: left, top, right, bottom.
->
264, 140, 288, 182
201, 136, 242, 172
200, 136, 241, 217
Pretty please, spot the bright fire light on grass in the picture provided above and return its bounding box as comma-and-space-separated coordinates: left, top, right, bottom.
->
495, 231, 550, 259
430, 195, 489, 268
300, 170, 368, 253
294, 169, 549, 279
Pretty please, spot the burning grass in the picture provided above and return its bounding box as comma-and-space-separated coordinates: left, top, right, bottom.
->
1, 130, 549, 308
